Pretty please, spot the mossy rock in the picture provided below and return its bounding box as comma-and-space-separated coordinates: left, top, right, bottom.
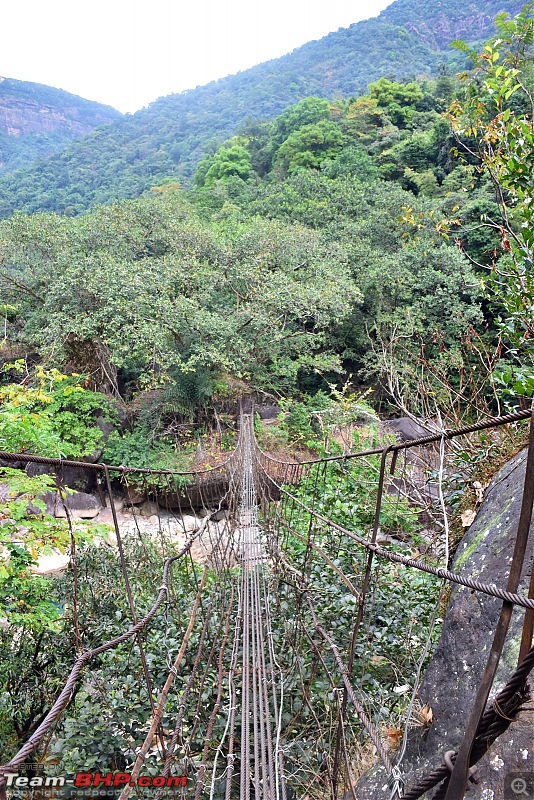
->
356, 447, 533, 799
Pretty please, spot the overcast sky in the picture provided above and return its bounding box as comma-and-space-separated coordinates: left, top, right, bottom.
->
2, 1, 392, 113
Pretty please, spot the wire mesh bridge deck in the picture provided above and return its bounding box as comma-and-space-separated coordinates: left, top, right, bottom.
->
0, 406, 533, 800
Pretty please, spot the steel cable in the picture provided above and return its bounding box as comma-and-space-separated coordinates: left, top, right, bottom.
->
1, 404, 531, 799
401, 644, 534, 800
0, 536, 200, 788
256, 464, 534, 611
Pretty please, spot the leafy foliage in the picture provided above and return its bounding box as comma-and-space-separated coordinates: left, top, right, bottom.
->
0, 365, 117, 459
448, 4, 534, 404
1, 7, 533, 788
0, 77, 120, 178
0, 0, 524, 216
0, 467, 96, 630
102, 425, 191, 473
274, 119, 344, 175
3, 14, 529, 420
195, 141, 253, 187
368, 78, 424, 126
268, 441, 442, 775
0, 195, 358, 399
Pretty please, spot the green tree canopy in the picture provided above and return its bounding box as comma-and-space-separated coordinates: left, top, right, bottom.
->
269, 96, 331, 149
195, 142, 253, 188
274, 120, 344, 174
0, 192, 359, 395
368, 78, 424, 126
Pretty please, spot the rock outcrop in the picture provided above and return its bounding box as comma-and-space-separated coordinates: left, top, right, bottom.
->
380, 1, 524, 50
356, 447, 533, 799
0, 77, 120, 175
41, 490, 102, 519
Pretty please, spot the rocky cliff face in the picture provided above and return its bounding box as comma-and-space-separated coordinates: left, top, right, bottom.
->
356, 446, 533, 799
0, 77, 121, 174
403, 13, 509, 49
379, 0, 525, 50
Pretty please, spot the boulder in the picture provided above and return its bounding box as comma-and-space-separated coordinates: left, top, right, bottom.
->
32, 549, 70, 575
177, 514, 200, 533
140, 500, 159, 517
91, 415, 118, 461
386, 417, 432, 442
123, 484, 147, 505
123, 505, 142, 516
112, 495, 125, 513
93, 507, 118, 526
157, 477, 230, 512
166, 521, 188, 545
189, 527, 237, 568
256, 404, 281, 420
41, 490, 102, 519
256, 404, 281, 424
25, 461, 97, 493
355, 447, 533, 799
0, 458, 24, 470
3, 481, 103, 522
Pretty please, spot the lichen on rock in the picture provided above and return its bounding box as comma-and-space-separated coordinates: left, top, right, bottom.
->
355, 447, 533, 799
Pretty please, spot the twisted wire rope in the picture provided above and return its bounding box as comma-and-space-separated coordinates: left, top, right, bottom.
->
1, 405, 532, 799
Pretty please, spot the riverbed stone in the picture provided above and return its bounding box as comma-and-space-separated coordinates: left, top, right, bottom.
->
32, 549, 70, 574
177, 514, 201, 533
140, 500, 159, 517
36, 490, 102, 519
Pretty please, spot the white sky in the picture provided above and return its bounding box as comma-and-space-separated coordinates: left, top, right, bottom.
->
1, 1, 392, 113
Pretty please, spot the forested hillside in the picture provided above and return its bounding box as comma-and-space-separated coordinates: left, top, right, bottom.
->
0, 8, 533, 791
0, 78, 121, 177
381, 0, 522, 46
1, 7, 532, 443
0, 0, 523, 217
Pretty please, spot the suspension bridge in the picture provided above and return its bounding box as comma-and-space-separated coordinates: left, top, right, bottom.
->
0, 406, 533, 800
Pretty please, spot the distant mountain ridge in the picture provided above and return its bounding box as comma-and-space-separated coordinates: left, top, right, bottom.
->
377, 0, 519, 48
0, 0, 524, 217
0, 78, 121, 177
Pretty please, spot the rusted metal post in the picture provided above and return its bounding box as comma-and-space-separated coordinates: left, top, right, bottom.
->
332, 446, 393, 797
518, 561, 534, 665
444, 407, 534, 800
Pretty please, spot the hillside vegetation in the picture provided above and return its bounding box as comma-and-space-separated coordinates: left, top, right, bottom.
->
1, 7, 532, 438
0, 6, 533, 789
0, 0, 523, 217
0, 77, 121, 177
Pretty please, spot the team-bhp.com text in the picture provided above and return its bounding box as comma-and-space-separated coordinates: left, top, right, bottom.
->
3, 773, 188, 789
